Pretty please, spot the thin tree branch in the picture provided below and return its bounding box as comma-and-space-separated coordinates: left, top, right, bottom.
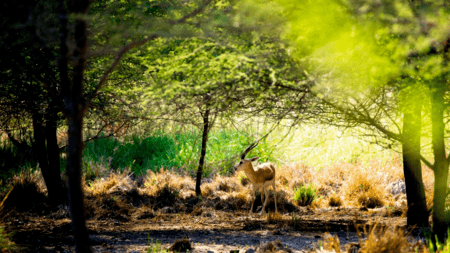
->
420, 154, 434, 171
83, 0, 215, 112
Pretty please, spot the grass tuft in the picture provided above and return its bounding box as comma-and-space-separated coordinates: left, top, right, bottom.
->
146, 236, 168, 253
318, 233, 341, 253
168, 238, 192, 252
328, 193, 343, 207
2, 169, 47, 212
358, 224, 427, 253
259, 239, 292, 253
357, 191, 384, 209
293, 183, 318, 206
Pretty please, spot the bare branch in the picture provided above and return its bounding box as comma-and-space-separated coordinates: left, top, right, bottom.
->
420, 154, 434, 171
169, 0, 215, 25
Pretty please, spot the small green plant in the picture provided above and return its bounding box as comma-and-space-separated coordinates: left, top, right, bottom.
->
293, 183, 318, 206
146, 235, 168, 253
238, 174, 250, 186
428, 228, 450, 253
0, 226, 20, 252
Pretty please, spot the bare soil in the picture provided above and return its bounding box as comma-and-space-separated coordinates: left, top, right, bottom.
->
1, 168, 427, 252
4, 205, 423, 253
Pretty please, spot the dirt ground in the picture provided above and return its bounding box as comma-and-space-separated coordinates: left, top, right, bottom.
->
1, 168, 429, 252
4, 205, 425, 253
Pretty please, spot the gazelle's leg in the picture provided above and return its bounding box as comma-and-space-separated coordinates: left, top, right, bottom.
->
260, 187, 264, 210
273, 181, 277, 213
262, 186, 269, 214
250, 188, 255, 213
260, 185, 267, 214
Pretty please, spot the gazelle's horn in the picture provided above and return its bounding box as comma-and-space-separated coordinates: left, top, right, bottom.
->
240, 141, 258, 159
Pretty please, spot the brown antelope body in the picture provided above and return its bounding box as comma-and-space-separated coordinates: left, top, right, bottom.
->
234, 142, 277, 214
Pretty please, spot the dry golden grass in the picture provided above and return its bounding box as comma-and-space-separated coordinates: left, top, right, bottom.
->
0, 157, 436, 253
272, 158, 412, 210
84, 171, 135, 196
259, 239, 293, 253
358, 224, 428, 253
328, 193, 343, 207
139, 168, 195, 197
0, 155, 423, 216
321, 233, 341, 253
1, 170, 48, 212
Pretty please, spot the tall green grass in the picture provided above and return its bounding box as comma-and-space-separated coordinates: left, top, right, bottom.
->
79, 129, 278, 177
1, 122, 402, 181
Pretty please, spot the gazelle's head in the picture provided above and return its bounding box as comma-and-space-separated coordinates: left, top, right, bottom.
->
234, 157, 260, 172
233, 141, 259, 172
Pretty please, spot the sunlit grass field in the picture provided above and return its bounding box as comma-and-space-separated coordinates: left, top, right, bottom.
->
79, 128, 278, 179
78, 123, 405, 178
0, 123, 440, 252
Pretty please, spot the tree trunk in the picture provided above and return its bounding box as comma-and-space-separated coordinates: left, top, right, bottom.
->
196, 107, 210, 196
66, 113, 91, 252
45, 100, 66, 204
59, 0, 92, 251
32, 112, 63, 205
402, 101, 429, 227
430, 86, 449, 244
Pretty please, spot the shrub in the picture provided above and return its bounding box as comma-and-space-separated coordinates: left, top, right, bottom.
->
341, 171, 387, 208
0, 226, 20, 252
359, 225, 427, 253
428, 228, 450, 253
357, 191, 384, 209
146, 236, 168, 253
238, 174, 250, 186
328, 193, 343, 207
293, 184, 318, 206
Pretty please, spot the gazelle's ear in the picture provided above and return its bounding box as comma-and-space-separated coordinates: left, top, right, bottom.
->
250, 157, 259, 162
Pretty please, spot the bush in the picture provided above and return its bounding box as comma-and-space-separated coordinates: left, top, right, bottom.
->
357, 191, 384, 209
359, 225, 427, 253
146, 236, 168, 253
293, 184, 318, 206
328, 193, 343, 207
0, 226, 20, 252
428, 228, 450, 253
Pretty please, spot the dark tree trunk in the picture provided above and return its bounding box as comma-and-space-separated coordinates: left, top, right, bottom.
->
45, 100, 66, 204
196, 107, 210, 196
32, 112, 64, 205
402, 101, 428, 227
58, 0, 92, 251
430, 86, 449, 244
66, 113, 91, 252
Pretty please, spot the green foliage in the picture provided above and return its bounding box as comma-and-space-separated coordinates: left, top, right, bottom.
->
80, 129, 278, 177
83, 157, 111, 182
0, 226, 20, 252
111, 135, 179, 174
146, 236, 168, 253
293, 184, 318, 206
427, 228, 450, 253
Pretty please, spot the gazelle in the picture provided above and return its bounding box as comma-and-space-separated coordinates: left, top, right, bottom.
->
234, 142, 277, 214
